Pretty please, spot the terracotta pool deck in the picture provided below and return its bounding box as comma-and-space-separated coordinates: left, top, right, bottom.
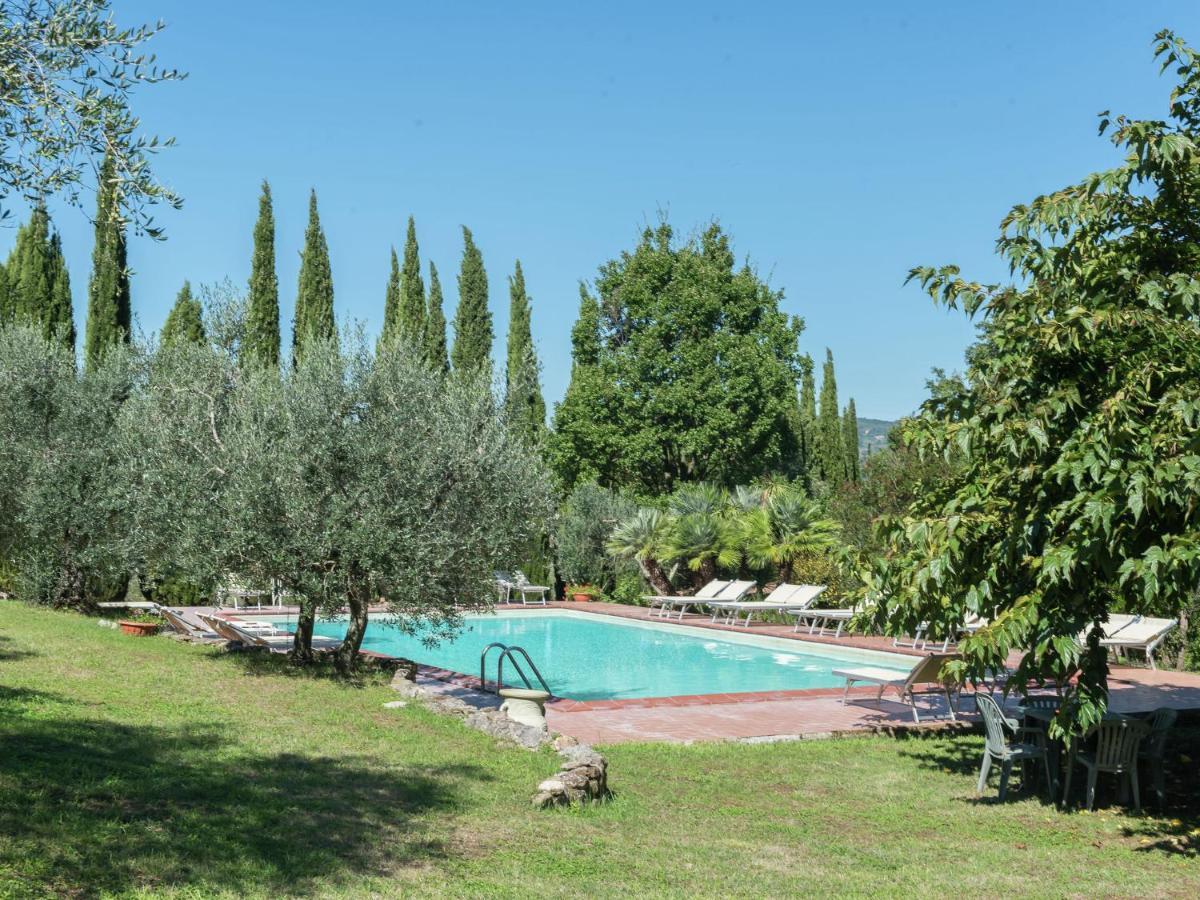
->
214, 600, 1200, 746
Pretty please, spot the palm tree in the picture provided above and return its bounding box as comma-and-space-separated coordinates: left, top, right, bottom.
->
606, 507, 674, 595
741, 488, 841, 583
660, 484, 741, 588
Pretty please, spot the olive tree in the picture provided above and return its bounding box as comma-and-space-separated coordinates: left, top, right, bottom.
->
0, 324, 132, 606
124, 335, 554, 670
0, 0, 182, 233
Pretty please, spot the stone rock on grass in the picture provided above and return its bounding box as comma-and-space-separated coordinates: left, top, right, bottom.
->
464, 710, 547, 750
382, 700, 408, 709
532, 742, 611, 809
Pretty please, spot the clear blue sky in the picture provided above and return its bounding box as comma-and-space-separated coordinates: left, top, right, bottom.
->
24, 1, 1200, 419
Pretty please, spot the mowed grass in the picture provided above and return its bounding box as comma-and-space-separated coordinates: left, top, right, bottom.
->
0, 602, 1197, 898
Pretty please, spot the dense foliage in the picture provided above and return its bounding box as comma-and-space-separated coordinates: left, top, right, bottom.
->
869, 31, 1200, 732
549, 222, 810, 496
423, 261, 450, 372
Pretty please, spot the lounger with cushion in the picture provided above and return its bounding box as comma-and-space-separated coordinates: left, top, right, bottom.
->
1099, 616, 1177, 670
644, 579, 729, 618
708, 583, 827, 626
158, 606, 219, 639
833, 652, 961, 723
201, 614, 342, 652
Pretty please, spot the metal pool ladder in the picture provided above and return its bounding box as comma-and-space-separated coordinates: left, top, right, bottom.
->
480, 642, 551, 694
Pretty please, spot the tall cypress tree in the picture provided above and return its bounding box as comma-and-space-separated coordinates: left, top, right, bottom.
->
161, 281, 205, 347
842, 398, 860, 482
46, 231, 75, 350
14, 206, 51, 325
379, 246, 401, 349
84, 152, 131, 369
450, 226, 492, 375
816, 348, 845, 483
292, 189, 335, 366
399, 216, 425, 339
245, 179, 280, 369
0, 262, 11, 322
423, 261, 449, 372
504, 260, 546, 441
797, 355, 817, 480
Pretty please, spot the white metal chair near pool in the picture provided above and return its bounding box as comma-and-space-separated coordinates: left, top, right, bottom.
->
790, 599, 873, 637
707, 583, 826, 626
833, 652, 960, 723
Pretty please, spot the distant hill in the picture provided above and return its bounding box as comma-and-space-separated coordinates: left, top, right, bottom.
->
857, 418, 897, 459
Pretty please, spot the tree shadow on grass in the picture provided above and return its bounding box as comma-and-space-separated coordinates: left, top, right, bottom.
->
206, 644, 400, 690
0, 632, 38, 662
0, 689, 490, 897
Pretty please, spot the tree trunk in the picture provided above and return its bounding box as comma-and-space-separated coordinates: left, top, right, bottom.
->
696, 557, 715, 589
640, 558, 674, 596
291, 600, 316, 665
335, 582, 370, 673
1174, 607, 1190, 671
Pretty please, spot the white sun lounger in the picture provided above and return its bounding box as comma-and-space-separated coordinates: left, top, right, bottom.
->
708, 583, 827, 626
833, 653, 960, 723
790, 600, 873, 638
653, 580, 757, 620
1098, 616, 1177, 670
644, 579, 730, 618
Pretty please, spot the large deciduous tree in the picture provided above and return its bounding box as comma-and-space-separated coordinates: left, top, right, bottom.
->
244, 180, 280, 369
549, 221, 804, 496
292, 190, 335, 366
870, 30, 1200, 733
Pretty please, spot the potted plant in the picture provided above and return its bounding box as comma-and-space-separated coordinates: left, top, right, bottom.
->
118, 611, 162, 636
565, 584, 600, 603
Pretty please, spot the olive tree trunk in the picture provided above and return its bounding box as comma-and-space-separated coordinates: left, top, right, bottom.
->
291, 600, 316, 665
334, 580, 370, 672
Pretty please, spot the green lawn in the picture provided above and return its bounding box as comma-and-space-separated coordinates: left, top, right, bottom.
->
0, 602, 1197, 898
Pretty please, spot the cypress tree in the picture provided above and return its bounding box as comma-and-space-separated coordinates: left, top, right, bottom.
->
161, 281, 205, 347
842, 398, 860, 482
0, 262, 11, 322
797, 355, 817, 480
46, 231, 75, 350
504, 260, 546, 441
570, 283, 601, 366
379, 246, 401, 349
84, 152, 131, 369
422, 261, 449, 372
14, 206, 51, 325
292, 189, 335, 366
245, 179, 280, 369
399, 216, 425, 339
450, 226, 492, 375
816, 348, 845, 483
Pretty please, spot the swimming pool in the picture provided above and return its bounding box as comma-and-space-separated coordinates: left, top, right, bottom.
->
266, 610, 914, 701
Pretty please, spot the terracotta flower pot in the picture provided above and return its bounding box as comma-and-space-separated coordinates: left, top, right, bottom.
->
570, 593, 593, 603
118, 620, 160, 637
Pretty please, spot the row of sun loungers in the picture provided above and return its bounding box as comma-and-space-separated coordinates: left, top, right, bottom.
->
157, 606, 343, 653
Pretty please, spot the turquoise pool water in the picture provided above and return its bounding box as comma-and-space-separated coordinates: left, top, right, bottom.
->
269, 611, 913, 701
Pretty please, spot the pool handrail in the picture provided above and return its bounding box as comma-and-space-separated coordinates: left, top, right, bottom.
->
480, 641, 551, 695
